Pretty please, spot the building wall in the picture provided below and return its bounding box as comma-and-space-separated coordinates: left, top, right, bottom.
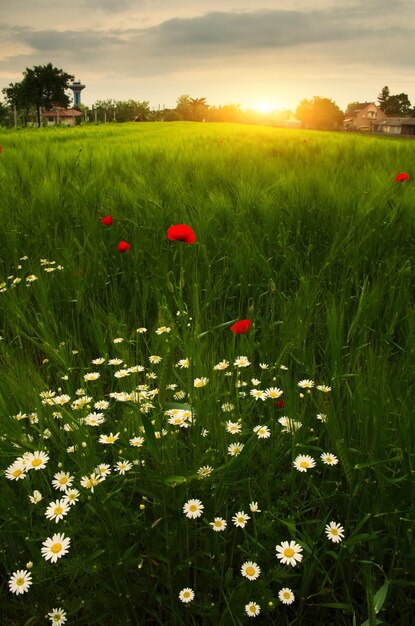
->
354, 105, 385, 129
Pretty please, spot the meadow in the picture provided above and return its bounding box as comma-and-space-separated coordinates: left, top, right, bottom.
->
0, 121, 414, 625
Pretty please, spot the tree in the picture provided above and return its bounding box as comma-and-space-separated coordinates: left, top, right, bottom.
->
295, 97, 344, 130
377, 86, 390, 112
2, 63, 74, 127
0, 100, 10, 126
377, 86, 412, 116
384, 93, 412, 116
175, 95, 209, 121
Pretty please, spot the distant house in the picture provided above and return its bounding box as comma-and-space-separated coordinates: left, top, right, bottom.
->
378, 117, 415, 136
42, 109, 82, 126
344, 103, 386, 131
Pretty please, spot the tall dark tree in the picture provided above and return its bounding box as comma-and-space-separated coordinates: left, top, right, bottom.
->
377, 86, 412, 116
3, 63, 74, 127
377, 86, 390, 112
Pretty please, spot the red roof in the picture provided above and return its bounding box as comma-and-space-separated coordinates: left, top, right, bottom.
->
42, 109, 82, 117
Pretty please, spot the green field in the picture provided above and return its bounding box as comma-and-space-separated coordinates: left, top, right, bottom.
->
0, 122, 414, 625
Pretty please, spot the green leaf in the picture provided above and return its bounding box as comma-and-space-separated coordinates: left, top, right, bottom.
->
374, 581, 389, 614
163, 475, 187, 487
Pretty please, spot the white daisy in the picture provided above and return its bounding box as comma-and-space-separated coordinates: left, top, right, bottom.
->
253, 425, 271, 439
225, 421, 242, 434
183, 499, 204, 519
241, 561, 261, 581
279, 588, 295, 605
62, 489, 80, 506
293, 454, 316, 472
41, 533, 71, 563
321, 452, 338, 465
245, 601, 260, 617
297, 379, 314, 389
250, 389, 267, 401
8, 569, 32, 595
228, 442, 244, 456
115, 460, 133, 475
25, 450, 49, 471
325, 521, 345, 543
47, 607, 67, 625
234, 356, 251, 368
316, 384, 331, 392
83, 372, 100, 381
52, 472, 74, 492
178, 588, 194, 603
45, 499, 70, 523
275, 540, 303, 566
194, 377, 209, 387
232, 511, 250, 528
209, 517, 227, 532
28, 490, 43, 504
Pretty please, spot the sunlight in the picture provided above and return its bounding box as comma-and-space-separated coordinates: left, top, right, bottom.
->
256, 101, 273, 114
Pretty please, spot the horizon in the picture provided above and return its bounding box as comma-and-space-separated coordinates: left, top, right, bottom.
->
1, 0, 414, 112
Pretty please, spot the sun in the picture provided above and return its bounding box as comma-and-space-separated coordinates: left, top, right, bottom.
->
256, 102, 273, 114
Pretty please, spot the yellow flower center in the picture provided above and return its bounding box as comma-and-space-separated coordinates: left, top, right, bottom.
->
183, 592, 190, 598
214, 520, 222, 527
238, 517, 245, 523
189, 505, 197, 512
16, 577, 25, 586
53, 616, 61, 622
54, 506, 63, 516
326, 457, 332, 463
300, 461, 309, 468
51, 543, 62, 554
32, 458, 42, 467
283, 591, 291, 600
13, 469, 23, 477
106, 436, 115, 443
284, 548, 295, 558
249, 605, 256, 613
59, 476, 68, 484
331, 528, 338, 535
246, 566, 255, 577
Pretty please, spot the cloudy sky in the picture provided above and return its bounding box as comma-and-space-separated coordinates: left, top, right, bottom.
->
1, 0, 414, 112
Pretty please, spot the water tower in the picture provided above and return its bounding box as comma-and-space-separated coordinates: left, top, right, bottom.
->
69, 80, 86, 108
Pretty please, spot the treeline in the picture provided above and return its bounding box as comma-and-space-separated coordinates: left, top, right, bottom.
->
1, 62, 414, 129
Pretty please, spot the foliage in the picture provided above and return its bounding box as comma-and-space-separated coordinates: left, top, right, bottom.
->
295, 96, 344, 130
377, 86, 412, 116
92, 99, 151, 123
176, 95, 209, 121
2, 63, 74, 127
0, 123, 414, 625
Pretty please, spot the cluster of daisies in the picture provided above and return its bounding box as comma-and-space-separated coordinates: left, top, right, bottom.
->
0, 256, 64, 293
3, 318, 345, 620
180, 496, 344, 616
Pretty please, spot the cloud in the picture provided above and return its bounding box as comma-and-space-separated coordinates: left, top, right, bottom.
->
0, 4, 414, 98
153, 9, 356, 50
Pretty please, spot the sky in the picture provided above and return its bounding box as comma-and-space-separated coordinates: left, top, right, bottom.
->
1, 0, 414, 112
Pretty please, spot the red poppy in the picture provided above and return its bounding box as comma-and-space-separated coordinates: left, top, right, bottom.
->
395, 172, 409, 183
118, 241, 130, 252
276, 399, 285, 409
100, 215, 113, 225
167, 224, 196, 244
230, 319, 251, 334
